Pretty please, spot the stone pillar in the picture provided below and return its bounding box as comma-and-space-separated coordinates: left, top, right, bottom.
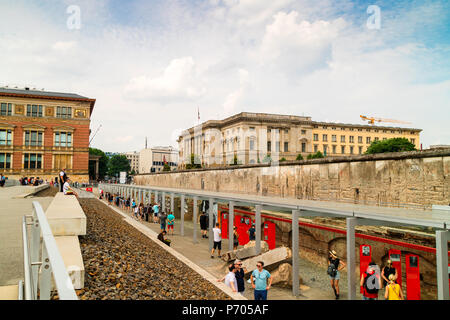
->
162, 192, 166, 212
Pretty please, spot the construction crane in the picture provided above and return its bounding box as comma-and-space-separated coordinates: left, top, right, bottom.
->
89, 124, 102, 146
360, 115, 411, 125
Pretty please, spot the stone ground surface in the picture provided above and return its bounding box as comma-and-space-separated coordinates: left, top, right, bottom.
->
0, 185, 54, 286
76, 198, 231, 300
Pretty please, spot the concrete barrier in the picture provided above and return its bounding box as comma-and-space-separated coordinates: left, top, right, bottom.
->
12, 184, 49, 198
43, 193, 87, 291
45, 193, 86, 236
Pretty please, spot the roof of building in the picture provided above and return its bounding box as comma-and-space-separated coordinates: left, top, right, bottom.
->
179, 111, 422, 138
0, 87, 96, 114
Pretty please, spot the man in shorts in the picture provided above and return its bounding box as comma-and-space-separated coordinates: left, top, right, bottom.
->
211, 223, 222, 258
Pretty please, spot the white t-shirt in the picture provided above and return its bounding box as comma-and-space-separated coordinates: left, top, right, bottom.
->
224, 272, 237, 292
63, 182, 70, 194
213, 227, 222, 242
60, 171, 65, 178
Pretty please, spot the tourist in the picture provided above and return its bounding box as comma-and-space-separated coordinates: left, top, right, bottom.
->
233, 226, 239, 250
63, 177, 77, 196
251, 261, 272, 300
234, 259, 247, 295
0, 173, 5, 187
381, 259, 398, 288
211, 223, 222, 258
131, 198, 136, 213
159, 210, 168, 232
133, 202, 139, 220
199, 211, 209, 239
361, 261, 382, 300
126, 197, 130, 211
153, 202, 160, 223
167, 211, 175, 236
327, 250, 345, 300
248, 223, 256, 241
224, 265, 238, 293
143, 203, 148, 222
59, 168, 67, 192
157, 230, 171, 246
384, 274, 404, 300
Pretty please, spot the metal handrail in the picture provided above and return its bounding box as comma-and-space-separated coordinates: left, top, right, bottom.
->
22, 201, 78, 300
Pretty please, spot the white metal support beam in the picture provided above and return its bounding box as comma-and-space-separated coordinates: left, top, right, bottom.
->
229, 201, 235, 252
255, 205, 262, 255
346, 217, 357, 300
209, 198, 214, 251
180, 194, 185, 237
436, 230, 450, 300
193, 196, 198, 244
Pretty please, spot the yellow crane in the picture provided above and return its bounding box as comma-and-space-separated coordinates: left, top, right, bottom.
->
360, 115, 411, 125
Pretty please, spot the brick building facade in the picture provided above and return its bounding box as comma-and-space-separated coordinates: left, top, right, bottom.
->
0, 87, 95, 183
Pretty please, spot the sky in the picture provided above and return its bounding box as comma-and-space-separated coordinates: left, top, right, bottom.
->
0, 0, 449, 152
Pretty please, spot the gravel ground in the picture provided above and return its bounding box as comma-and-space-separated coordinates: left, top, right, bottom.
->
77, 199, 231, 300
32, 186, 59, 197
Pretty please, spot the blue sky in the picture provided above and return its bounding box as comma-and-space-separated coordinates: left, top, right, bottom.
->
0, 0, 449, 152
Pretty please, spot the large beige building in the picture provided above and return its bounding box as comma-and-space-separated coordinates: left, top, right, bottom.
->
177, 112, 421, 168
121, 151, 140, 173
139, 146, 178, 173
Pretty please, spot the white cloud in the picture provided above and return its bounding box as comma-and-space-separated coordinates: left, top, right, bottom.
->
123, 57, 206, 101
52, 41, 77, 52
223, 68, 250, 116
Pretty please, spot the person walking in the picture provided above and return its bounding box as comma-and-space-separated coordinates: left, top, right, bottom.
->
199, 211, 209, 238
0, 173, 5, 187
167, 211, 175, 235
381, 260, 398, 288
327, 250, 345, 300
211, 223, 222, 258
384, 274, 404, 300
251, 261, 272, 300
360, 261, 382, 300
233, 226, 240, 250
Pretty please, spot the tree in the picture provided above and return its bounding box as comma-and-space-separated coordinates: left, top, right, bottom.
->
280, 157, 287, 162
186, 154, 202, 170
108, 154, 131, 177
163, 163, 171, 171
89, 148, 108, 180
296, 154, 304, 161
365, 138, 416, 154
307, 151, 325, 159
231, 154, 239, 166
262, 154, 272, 163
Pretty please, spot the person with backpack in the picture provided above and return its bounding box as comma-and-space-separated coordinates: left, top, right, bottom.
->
384, 274, 404, 300
360, 261, 382, 300
381, 259, 398, 288
327, 250, 345, 299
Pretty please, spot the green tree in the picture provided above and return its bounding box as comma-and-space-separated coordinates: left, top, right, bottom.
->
231, 154, 239, 165
280, 157, 287, 162
365, 138, 416, 154
296, 154, 304, 161
163, 163, 171, 171
307, 151, 325, 159
262, 154, 272, 163
108, 154, 131, 177
89, 148, 108, 180
186, 154, 202, 169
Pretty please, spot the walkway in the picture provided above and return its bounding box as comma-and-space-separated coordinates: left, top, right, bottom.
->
0, 186, 54, 286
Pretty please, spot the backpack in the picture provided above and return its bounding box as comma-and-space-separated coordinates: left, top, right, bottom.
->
363, 272, 379, 294
327, 263, 337, 277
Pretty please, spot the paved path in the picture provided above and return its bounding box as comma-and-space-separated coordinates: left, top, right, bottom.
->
94, 195, 367, 300
0, 186, 54, 286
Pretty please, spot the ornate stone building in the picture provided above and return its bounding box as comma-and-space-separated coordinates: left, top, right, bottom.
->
177, 112, 422, 168
0, 87, 95, 183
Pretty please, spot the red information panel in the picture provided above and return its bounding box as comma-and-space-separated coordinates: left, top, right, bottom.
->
221, 212, 228, 239
389, 249, 402, 288
86, 187, 93, 192
264, 221, 276, 250
405, 254, 420, 300
360, 245, 372, 293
